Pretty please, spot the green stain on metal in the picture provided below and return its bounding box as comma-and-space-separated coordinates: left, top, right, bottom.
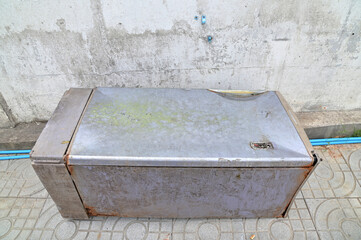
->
87, 100, 230, 133
88, 101, 189, 131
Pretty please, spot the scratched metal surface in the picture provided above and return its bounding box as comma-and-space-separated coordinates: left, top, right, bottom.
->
70, 165, 310, 218
31, 88, 92, 162
69, 88, 311, 167
30, 88, 92, 219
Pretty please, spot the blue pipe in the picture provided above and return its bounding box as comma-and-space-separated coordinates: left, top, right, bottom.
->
311, 140, 361, 144
310, 137, 361, 146
311, 140, 360, 144
312, 141, 360, 146
0, 150, 31, 155
0, 155, 30, 160
310, 137, 361, 143
311, 140, 361, 143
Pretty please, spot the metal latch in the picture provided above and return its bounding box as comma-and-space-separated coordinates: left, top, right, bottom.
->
250, 142, 274, 150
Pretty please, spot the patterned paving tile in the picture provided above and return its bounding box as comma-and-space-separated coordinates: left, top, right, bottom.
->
339, 148, 361, 187
173, 218, 241, 240
242, 199, 319, 240
301, 149, 361, 199
306, 198, 361, 240
31, 198, 176, 240
0, 158, 48, 198
0, 197, 174, 240
0, 197, 319, 240
0, 197, 47, 239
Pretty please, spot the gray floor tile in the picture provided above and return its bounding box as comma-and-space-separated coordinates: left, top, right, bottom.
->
242, 199, 318, 240
0, 197, 47, 239
172, 219, 236, 240
0, 159, 48, 198
302, 149, 361, 199
306, 198, 361, 240
340, 148, 361, 188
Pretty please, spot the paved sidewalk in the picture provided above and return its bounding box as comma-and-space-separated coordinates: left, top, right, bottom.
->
0, 145, 360, 240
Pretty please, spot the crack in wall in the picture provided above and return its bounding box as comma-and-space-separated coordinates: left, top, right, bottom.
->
0, 92, 16, 127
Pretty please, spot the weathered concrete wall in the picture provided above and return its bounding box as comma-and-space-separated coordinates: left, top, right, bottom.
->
0, 0, 360, 123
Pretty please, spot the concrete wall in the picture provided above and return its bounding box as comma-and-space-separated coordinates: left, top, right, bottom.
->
0, 0, 360, 124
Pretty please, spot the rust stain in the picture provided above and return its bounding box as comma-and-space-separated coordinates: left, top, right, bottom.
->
64, 153, 70, 165
67, 165, 74, 175
275, 205, 287, 218
315, 143, 361, 150
299, 160, 315, 168
300, 152, 320, 168
301, 167, 312, 178
64, 153, 75, 176
327, 148, 342, 159
250, 142, 274, 150
163, 233, 171, 240
84, 204, 118, 217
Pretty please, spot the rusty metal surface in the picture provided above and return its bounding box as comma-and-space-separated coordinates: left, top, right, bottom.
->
29, 87, 318, 219
30, 88, 93, 219
70, 165, 311, 218
32, 163, 88, 219
31, 88, 93, 163
282, 152, 321, 218
69, 88, 312, 167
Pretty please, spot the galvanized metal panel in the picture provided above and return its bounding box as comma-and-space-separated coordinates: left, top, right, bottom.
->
69, 88, 312, 167
275, 92, 314, 158
30, 87, 317, 219
30, 88, 92, 219
69, 165, 310, 218
283, 152, 321, 217
32, 163, 88, 219
31, 88, 92, 162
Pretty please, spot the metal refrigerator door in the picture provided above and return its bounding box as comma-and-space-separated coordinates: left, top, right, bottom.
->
68, 165, 311, 218
64, 88, 315, 218
68, 88, 313, 167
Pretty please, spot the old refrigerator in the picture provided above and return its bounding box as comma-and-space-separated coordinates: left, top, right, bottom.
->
30, 88, 319, 219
